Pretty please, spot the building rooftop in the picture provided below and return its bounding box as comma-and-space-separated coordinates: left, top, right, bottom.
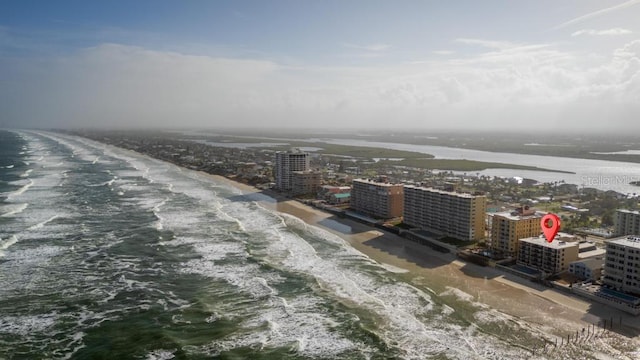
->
492, 210, 542, 221
404, 185, 485, 199
617, 209, 640, 215
353, 178, 403, 187
607, 235, 640, 249
520, 235, 580, 249
579, 241, 597, 251
579, 248, 607, 259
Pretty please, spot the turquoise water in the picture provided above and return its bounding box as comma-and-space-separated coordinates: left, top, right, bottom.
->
0, 130, 636, 359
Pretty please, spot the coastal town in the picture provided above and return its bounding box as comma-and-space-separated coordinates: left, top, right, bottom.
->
70, 129, 640, 318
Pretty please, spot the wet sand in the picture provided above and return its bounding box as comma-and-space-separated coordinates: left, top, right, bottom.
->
206, 173, 640, 337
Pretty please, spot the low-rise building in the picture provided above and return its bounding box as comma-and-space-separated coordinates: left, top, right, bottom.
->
578, 241, 606, 260
328, 192, 351, 205
569, 258, 604, 282
318, 185, 351, 200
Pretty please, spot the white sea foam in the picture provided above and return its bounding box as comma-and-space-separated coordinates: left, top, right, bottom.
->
0, 203, 28, 217
440, 287, 477, 303
204, 295, 362, 357
214, 201, 535, 358
5, 164, 14, 169
145, 349, 175, 360
0, 235, 19, 256
0, 313, 57, 335
7, 179, 34, 198
0, 245, 65, 292
379, 262, 410, 273
87, 177, 117, 187
34, 132, 99, 163
20, 169, 33, 178
440, 286, 491, 310
27, 215, 59, 230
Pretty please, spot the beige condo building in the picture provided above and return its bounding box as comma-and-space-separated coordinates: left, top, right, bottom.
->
403, 186, 486, 241
291, 171, 322, 196
517, 235, 579, 275
490, 208, 542, 257
350, 178, 404, 219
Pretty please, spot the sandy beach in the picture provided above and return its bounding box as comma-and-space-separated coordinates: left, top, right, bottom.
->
205, 173, 640, 340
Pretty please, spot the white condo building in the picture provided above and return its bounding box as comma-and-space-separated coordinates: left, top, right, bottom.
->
614, 210, 640, 236
275, 149, 310, 191
403, 186, 486, 241
603, 236, 640, 295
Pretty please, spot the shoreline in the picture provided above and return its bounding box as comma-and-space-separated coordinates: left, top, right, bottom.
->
202, 172, 640, 338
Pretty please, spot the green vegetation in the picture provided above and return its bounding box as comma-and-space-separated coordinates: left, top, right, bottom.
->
209, 130, 640, 165
190, 134, 573, 173
274, 141, 434, 160
373, 158, 573, 173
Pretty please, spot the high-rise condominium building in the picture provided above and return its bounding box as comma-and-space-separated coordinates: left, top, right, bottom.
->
490, 207, 542, 257
614, 209, 640, 236
350, 178, 404, 219
275, 149, 310, 191
603, 236, 640, 295
403, 186, 486, 241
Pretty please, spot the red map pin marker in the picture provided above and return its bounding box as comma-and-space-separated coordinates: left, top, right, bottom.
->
541, 213, 561, 243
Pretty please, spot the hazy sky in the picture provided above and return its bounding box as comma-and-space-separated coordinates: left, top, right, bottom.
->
1, 1, 639, 132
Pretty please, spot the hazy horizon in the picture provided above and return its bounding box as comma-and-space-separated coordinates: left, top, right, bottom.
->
1, 1, 639, 133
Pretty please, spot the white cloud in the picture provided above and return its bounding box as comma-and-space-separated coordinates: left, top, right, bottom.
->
572, 28, 633, 36
455, 38, 515, 50
432, 50, 454, 56
554, 0, 640, 30
2, 40, 640, 132
342, 43, 390, 51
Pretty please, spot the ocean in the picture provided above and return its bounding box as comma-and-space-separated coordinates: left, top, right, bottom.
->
0, 130, 636, 359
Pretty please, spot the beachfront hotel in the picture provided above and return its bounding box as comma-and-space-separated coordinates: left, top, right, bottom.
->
603, 236, 640, 296
403, 186, 486, 241
489, 207, 542, 257
350, 178, 404, 219
614, 209, 640, 236
517, 234, 580, 275
275, 149, 310, 192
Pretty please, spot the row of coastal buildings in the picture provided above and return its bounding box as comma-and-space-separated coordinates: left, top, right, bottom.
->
274, 149, 486, 242
274, 149, 640, 306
